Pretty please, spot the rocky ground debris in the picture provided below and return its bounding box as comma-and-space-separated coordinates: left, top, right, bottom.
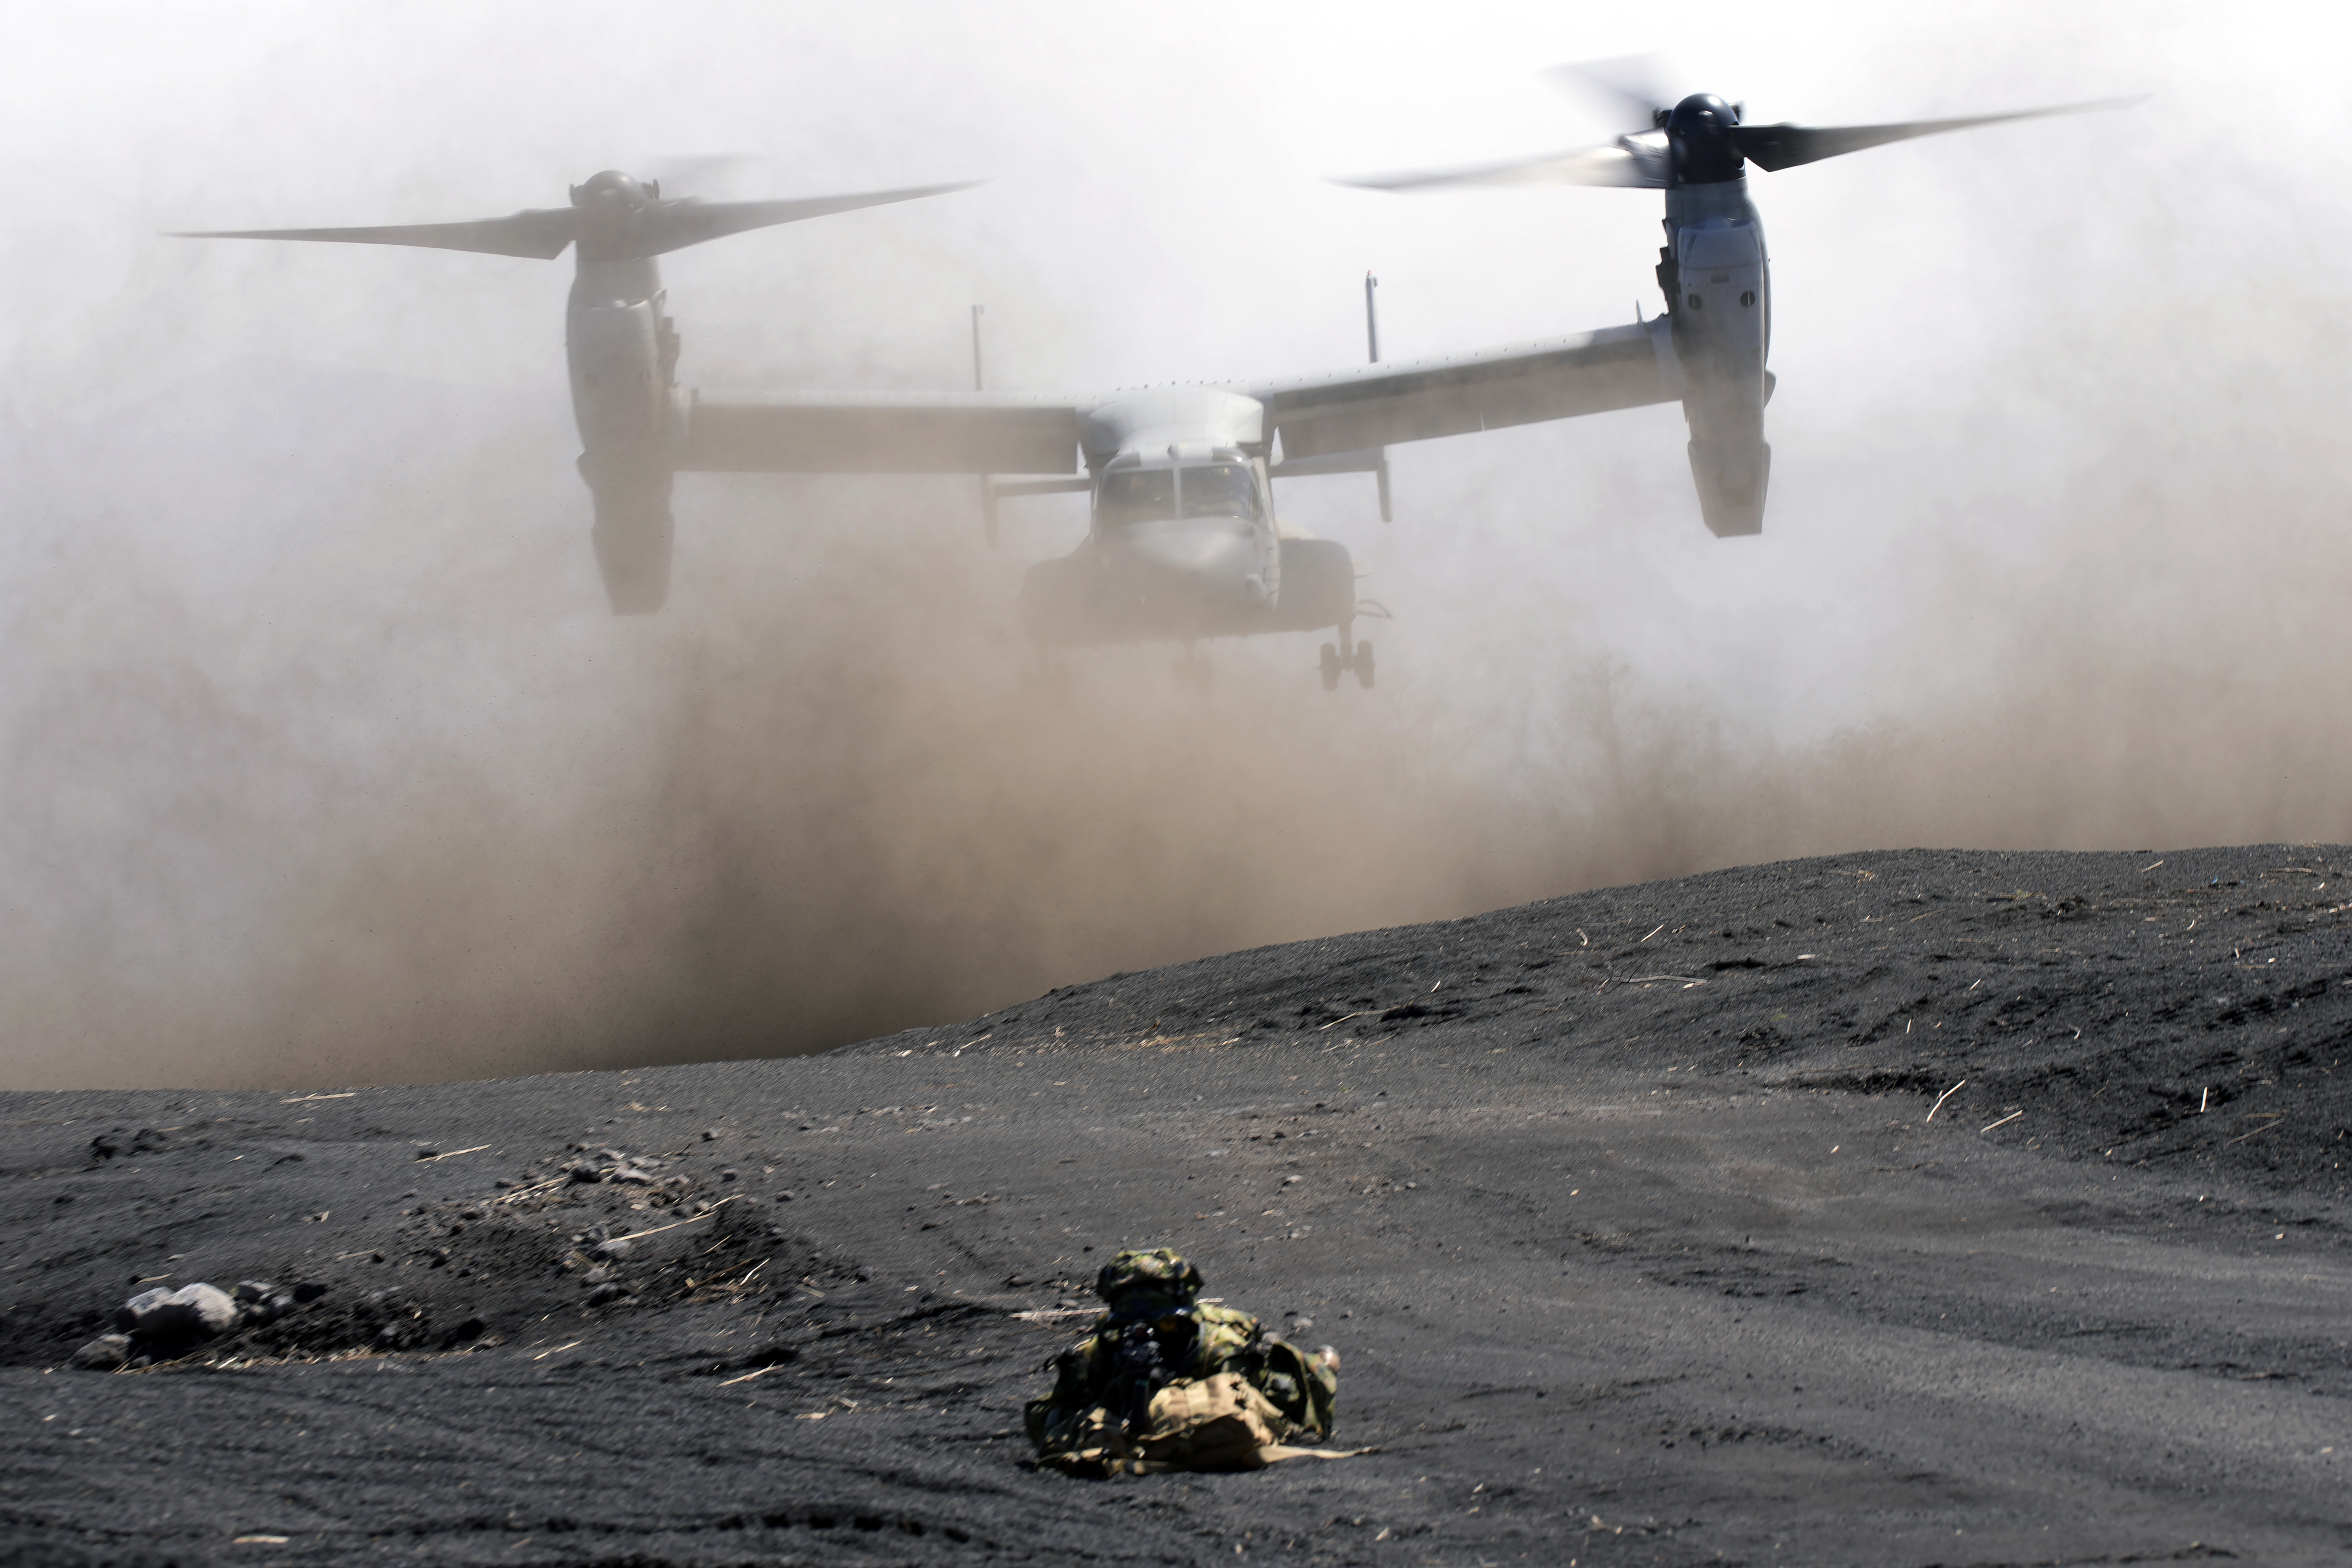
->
6, 846, 2350, 1565
71, 1278, 330, 1369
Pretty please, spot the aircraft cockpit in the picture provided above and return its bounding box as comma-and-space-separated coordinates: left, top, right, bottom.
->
1094, 457, 1265, 532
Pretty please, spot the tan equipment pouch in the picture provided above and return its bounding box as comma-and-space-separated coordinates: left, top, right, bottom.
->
1038, 1374, 1369, 1476
1135, 1372, 1290, 1468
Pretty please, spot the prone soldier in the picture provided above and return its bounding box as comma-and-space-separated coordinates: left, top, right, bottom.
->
1024, 1247, 1340, 1475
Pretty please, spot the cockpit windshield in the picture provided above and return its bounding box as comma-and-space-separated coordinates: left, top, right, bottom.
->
1095, 462, 1261, 530
1096, 468, 1175, 530
1179, 463, 1260, 522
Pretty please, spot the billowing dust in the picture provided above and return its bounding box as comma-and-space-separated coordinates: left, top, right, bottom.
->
5, 379, 2349, 1095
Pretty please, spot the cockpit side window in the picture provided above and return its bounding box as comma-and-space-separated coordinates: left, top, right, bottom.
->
1180, 463, 1260, 523
1096, 468, 1175, 529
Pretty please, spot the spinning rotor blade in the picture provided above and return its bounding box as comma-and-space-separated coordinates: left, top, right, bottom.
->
1337, 141, 1665, 192
630, 180, 979, 256
638, 154, 756, 199
1540, 53, 1672, 132
1733, 96, 2143, 172
180, 178, 980, 262
177, 208, 579, 260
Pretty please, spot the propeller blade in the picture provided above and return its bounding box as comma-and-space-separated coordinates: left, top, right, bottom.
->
1540, 53, 1673, 132
632, 180, 982, 256
1732, 96, 2143, 172
638, 154, 757, 199
1336, 140, 1667, 193
175, 208, 579, 260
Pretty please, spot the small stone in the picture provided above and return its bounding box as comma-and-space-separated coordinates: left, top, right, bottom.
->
114, 1287, 176, 1332
116, 1282, 240, 1346
610, 1167, 654, 1186
71, 1334, 131, 1371
292, 1282, 331, 1304
701, 1128, 720, 1142
593, 1238, 633, 1261
719, 1169, 739, 1183
583, 1265, 611, 1286
584, 1282, 631, 1308
234, 1281, 295, 1326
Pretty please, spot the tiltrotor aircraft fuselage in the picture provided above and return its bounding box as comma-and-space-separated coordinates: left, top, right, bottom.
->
680, 312, 1681, 689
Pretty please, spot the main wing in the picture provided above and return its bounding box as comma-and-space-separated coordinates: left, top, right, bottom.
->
1248, 319, 1680, 463
680, 390, 1083, 475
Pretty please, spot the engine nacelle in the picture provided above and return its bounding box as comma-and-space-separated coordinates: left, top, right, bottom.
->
1664, 180, 1773, 537
566, 270, 683, 613
580, 461, 675, 614
567, 297, 671, 463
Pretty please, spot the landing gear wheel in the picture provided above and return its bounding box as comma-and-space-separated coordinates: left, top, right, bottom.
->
1354, 640, 1376, 690
1319, 642, 1342, 692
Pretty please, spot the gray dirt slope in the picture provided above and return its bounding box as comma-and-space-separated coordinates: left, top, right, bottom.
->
4, 844, 2350, 1567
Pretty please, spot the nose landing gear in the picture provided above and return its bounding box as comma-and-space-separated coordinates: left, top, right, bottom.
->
1319, 621, 1375, 692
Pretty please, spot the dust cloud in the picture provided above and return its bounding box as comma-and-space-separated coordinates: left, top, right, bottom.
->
4, 4, 2351, 1089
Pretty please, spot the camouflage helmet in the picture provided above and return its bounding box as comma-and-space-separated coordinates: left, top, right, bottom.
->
1094, 1247, 1203, 1321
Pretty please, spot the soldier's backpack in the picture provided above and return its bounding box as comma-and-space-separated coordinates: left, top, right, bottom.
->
1039, 1372, 1365, 1476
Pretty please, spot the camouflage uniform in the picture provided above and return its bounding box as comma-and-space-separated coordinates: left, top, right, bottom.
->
1024, 1248, 1338, 1468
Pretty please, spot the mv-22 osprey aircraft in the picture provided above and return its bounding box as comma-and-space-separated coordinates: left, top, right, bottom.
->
187, 74, 2125, 688
185, 166, 1682, 690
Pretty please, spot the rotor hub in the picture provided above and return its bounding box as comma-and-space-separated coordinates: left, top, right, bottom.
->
568, 169, 654, 211
1666, 94, 1744, 185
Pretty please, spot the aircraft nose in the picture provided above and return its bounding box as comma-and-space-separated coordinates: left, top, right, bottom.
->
1126, 519, 1256, 580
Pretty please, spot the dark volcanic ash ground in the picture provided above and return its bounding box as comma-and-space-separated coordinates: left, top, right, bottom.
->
4, 845, 2351, 1567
